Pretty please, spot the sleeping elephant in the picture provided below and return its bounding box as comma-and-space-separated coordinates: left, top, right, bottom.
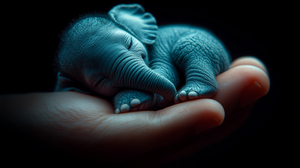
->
55, 4, 231, 113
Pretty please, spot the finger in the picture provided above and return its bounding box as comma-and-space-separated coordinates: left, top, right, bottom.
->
230, 56, 268, 74
79, 99, 224, 162
132, 102, 256, 167
153, 98, 225, 143
213, 65, 270, 116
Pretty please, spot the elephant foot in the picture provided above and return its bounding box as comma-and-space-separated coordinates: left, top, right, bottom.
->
174, 80, 218, 104
113, 90, 158, 113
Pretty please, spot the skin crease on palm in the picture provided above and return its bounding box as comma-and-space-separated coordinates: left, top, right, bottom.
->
0, 57, 269, 166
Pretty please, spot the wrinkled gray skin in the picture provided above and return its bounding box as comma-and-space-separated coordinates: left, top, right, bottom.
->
55, 4, 231, 113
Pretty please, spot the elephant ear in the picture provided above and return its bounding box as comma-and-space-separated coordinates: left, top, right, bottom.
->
55, 72, 91, 94
108, 4, 158, 45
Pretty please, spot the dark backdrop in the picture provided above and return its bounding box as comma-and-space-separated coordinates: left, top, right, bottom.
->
1, 1, 298, 167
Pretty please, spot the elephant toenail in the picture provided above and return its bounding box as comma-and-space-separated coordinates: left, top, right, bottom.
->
115, 108, 121, 114
121, 104, 130, 112
131, 99, 141, 107
174, 94, 180, 103
188, 91, 198, 99
179, 91, 187, 101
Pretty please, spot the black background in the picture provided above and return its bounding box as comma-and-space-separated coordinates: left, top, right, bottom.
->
1, 1, 298, 167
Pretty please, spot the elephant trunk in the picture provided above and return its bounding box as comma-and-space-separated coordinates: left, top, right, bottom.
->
114, 58, 176, 102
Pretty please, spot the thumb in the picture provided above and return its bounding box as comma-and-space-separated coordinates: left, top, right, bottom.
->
152, 99, 225, 146
88, 99, 224, 162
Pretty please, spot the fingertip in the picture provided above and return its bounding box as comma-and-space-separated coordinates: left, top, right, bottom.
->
231, 56, 268, 75
106, 99, 225, 150
215, 65, 270, 115
195, 99, 225, 126
218, 65, 270, 93
242, 65, 270, 94
239, 81, 268, 107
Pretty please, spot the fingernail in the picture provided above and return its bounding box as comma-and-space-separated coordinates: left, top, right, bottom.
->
196, 117, 222, 133
239, 81, 267, 107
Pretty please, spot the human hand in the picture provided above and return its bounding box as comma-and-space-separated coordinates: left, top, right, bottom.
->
0, 56, 269, 166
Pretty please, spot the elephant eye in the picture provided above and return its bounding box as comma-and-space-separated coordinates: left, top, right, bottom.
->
90, 74, 107, 88
127, 38, 133, 50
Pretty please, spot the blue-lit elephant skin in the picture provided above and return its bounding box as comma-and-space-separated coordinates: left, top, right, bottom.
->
113, 25, 230, 113
54, 4, 231, 113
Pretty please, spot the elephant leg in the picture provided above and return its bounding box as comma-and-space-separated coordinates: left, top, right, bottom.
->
172, 33, 230, 103
149, 62, 182, 107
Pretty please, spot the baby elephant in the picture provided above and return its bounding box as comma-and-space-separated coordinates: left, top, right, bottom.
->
55, 4, 231, 113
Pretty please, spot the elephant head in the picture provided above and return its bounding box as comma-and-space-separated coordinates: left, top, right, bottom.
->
55, 4, 176, 102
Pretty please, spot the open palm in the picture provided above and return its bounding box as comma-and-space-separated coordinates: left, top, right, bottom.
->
0, 57, 269, 166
